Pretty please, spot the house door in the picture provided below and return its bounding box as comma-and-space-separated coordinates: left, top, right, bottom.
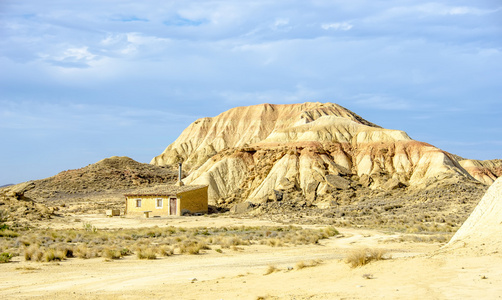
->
170, 198, 177, 215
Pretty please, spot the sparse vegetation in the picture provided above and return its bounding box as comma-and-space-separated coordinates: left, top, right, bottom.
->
346, 248, 390, 268
264, 265, 279, 275
0, 225, 339, 263
295, 259, 322, 270
82, 222, 98, 233
0, 252, 13, 263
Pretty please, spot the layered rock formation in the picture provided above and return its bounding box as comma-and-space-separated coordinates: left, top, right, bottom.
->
151, 102, 487, 204
151, 102, 378, 169
458, 159, 502, 185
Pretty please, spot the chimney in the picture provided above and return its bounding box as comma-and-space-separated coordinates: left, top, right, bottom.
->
176, 162, 184, 186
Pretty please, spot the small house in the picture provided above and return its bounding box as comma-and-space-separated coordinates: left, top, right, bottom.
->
124, 185, 208, 217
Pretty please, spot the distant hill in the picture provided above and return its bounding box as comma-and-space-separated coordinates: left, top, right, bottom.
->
24, 156, 178, 201
0, 184, 14, 188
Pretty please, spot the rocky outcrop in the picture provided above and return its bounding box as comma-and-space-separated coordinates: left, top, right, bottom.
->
446, 177, 502, 254
151, 102, 489, 204
151, 102, 378, 170
0, 182, 54, 222
459, 159, 502, 185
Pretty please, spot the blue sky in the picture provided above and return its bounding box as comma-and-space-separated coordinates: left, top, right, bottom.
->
1, 0, 501, 185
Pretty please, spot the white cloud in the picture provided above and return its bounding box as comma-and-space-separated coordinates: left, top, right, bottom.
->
220, 85, 323, 105
321, 22, 353, 31
38, 46, 99, 68
353, 94, 411, 111
0, 100, 196, 132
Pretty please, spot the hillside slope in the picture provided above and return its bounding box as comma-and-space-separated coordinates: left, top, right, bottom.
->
151, 102, 481, 204
151, 102, 379, 169
446, 176, 502, 254
25, 156, 178, 201
458, 159, 502, 185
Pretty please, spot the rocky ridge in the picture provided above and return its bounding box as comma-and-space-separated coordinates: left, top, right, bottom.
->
151, 102, 487, 205
458, 159, 502, 185
25, 156, 178, 201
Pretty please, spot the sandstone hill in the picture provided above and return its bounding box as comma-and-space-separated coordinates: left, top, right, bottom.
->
151, 102, 488, 204
24, 156, 178, 201
147, 102, 495, 230
445, 176, 502, 255
0, 182, 54, 224
458, 159, 502, 185
1, 156, 180, 217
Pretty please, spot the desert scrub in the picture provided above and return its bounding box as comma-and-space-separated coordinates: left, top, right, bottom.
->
136, 247, 157, 259
264, 265, 279, 275
345, 248, 389, 268
82, 222, 98, 233
6, 225, 338, 262
103, 247, 122, 260
0, 252, 13, 263
295, 259, 322, 270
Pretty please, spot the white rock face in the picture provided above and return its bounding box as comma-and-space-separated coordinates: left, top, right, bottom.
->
152, 102, 493, 203
446, 177, 502, 253
151, 103, 378, 169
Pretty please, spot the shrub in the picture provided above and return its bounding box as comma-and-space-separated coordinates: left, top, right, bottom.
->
43, 248, 67, 262
137, 247, 156, 260
345, 248, 389, 268
82, 222, 97, 233
264, 265, 279, 275
0, 252, 13, 263
0, 209, 8, 224
0, 229, 19, 238
322, 226, 339, 237
103, 248, 122, 260
120, 248, 132, 256
74, 245, 95, 259
157, 245, 173, 257
295, 259, 322, 270
24, 245, 43, 261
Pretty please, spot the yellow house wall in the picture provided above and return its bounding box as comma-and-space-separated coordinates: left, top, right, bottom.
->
125, 196, 175, 216
178, 186, 208, 215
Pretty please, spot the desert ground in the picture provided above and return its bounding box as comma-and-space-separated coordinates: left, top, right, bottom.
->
1, 214, 501, 300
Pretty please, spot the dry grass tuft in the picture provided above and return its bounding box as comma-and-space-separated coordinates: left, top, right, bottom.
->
137, 247, 157, 260
295, 259, 323, 270
103, 247, 122, 260
346, 248, 389, 268
264, 265, 279, 275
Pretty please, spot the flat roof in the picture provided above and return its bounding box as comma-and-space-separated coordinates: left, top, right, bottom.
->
124, 185, 207, 197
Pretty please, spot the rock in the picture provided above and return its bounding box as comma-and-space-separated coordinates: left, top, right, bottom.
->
382, 178, 408, 190
325, 174, 350, 190
230, 201, 254, 214
157, 102, 489, 205
269, 190, 283, 202
446, 177, 502, 253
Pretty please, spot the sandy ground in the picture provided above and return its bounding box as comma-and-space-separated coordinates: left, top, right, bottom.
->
2, 215, 501, 300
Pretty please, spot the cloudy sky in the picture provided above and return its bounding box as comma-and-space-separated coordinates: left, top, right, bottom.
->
1, 0, 501, 184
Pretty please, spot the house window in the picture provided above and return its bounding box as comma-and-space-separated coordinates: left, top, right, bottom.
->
135, 199, 142, 208
156, 198, 163, 209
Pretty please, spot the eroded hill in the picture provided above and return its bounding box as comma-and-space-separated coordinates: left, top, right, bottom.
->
151, 102, 493, 230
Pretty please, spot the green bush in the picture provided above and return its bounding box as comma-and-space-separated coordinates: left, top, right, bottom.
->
0, 252, 13, 263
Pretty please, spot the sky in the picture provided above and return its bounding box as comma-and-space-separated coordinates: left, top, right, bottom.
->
0, 0, 501, 185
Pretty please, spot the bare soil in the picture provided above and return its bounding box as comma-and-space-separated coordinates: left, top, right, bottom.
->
1, 215, 501, 299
